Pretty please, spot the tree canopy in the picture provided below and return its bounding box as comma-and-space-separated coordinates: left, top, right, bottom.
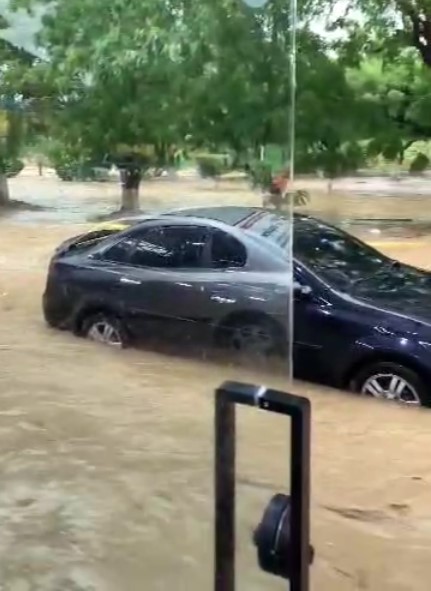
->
3, 0, 431, 208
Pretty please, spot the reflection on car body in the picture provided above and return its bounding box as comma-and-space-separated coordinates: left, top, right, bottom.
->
44, 206, 431, 407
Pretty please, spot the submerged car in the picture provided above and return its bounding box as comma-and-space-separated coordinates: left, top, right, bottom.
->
44, 206, 431, 406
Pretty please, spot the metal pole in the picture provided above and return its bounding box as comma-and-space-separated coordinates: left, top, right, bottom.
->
286, 0, 298, 383
214, 391, 236, 591
289, 401, 311, 591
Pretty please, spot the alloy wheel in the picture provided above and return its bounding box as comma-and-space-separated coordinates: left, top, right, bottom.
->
231, 323, 274, 356
87, 320, 123, 347
361, 373, 420, 405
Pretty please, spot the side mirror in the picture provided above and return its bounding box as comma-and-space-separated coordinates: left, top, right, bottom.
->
293, 282, 312, 299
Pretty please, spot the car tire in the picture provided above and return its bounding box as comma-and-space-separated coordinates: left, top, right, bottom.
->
81, 313, 128, 348
220, 315, 285, 358
349, 361, 430, 406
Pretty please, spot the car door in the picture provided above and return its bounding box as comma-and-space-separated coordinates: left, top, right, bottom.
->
293, 265, 345, 383
103, 222, 212, 341
198, 226, 249, 321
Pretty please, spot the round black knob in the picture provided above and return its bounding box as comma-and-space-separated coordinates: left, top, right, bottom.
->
253, 493, 314, 580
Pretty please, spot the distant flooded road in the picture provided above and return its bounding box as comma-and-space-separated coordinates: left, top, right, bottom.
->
5, 166, 431, 230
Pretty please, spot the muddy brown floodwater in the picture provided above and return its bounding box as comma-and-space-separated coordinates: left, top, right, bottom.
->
2, 197, 431, 589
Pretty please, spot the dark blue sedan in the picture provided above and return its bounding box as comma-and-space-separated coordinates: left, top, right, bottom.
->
44, 206, 431, 406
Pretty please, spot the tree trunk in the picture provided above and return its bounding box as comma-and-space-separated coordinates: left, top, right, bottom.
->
155, 142, 167, 168
120, 167, 142, 212
121, 186, 140, 211
0, 174, 10, 206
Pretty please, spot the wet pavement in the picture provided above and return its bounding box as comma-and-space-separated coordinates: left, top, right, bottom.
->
1, 220, 431, 590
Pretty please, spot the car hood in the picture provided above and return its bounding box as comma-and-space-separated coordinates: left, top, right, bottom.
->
352, 264, 431, 328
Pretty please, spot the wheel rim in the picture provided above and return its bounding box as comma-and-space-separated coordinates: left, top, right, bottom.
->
231, 324, 274, 356
87, 320, 122, 347
361, 373, 420, 405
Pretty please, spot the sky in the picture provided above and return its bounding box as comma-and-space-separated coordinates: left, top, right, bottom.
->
0, 0, 352, 57
0, 0, 44, 56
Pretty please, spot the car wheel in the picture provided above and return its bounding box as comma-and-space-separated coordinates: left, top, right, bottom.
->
82, 313, 127, 348
222, 316, 284, 358
350, 362, 429, 406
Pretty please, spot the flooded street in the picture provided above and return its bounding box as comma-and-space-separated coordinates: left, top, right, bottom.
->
6, 166, 431, 228
2, 172, 431, 590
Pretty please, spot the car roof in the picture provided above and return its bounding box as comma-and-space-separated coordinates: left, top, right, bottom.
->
163, 206, 264, 226
163, 206, 314, 228
91, 207, 311, 235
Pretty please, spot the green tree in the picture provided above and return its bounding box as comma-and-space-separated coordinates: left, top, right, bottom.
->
333, 0, 431, 69
12, 0, 212, 210
294, 39, 370, 183
7, 0, 180, 209
0, 32, 34, 204
348, 52, 431, 167
12, 0, 378, 210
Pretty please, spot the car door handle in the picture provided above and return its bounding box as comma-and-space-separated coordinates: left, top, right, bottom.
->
119, 277, 141, 285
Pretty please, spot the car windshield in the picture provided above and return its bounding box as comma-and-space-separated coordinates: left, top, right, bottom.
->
293, 217, 390, 290
240, 211, 391, 290
239, 210, 293, 250
293, 218, 431, 297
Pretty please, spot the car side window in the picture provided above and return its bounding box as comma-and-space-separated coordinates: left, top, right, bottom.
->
129, 225, 208, 268
101, 237, 136, 263
211, 229, 247, 268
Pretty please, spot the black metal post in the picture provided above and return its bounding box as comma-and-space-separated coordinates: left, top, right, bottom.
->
214, 389, 236, 591
288, 396, 311, 591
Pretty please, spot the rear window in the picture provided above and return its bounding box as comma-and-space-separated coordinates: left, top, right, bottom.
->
211, 229, 247, 268
238, 211, 291, 250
